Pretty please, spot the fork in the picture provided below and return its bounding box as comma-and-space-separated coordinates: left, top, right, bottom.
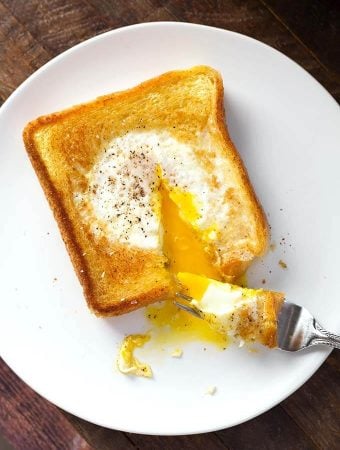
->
175, 294, 340, 351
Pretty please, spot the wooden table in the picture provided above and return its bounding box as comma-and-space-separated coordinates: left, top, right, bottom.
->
0, 1, 339, 448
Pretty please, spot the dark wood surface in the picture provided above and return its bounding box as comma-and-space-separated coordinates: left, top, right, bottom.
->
0, 1, 339, 449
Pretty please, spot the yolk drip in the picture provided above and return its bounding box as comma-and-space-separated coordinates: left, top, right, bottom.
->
145, 181, 227, 349
176, 271, 212, 299
160, 182, 220, 278
147, 300, 227, 348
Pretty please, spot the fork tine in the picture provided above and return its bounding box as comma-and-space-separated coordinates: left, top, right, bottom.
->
174, 293, 202, 318
174, 301, 202, 318
175, 292, 193, 302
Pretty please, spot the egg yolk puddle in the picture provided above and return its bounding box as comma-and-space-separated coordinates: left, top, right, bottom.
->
145, 180, 228, 349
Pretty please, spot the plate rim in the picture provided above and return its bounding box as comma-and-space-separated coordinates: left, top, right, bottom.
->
0, 21, 336, 435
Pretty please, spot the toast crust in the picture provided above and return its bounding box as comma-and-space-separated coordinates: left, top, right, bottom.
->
230, 290, 285, 348
245, 291, 284, 348
23, 66, 268, 316
213, 76, 268, 275
24, 128, 172, 315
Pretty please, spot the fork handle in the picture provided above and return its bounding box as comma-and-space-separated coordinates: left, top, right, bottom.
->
312, 322, 340, 349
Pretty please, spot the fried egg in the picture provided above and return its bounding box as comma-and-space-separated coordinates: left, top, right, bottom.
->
75, 130, 231, 256
116, 334, 152, 378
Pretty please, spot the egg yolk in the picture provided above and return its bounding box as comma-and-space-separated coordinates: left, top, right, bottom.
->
146, 180, 228, 348
117, 334, 152, 378
160, 181, 220, 279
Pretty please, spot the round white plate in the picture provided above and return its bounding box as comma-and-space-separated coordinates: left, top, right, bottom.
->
0, 22, 339, 435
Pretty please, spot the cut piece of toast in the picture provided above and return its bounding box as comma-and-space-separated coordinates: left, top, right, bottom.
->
177, 273, 284, 348
23, 66, 268, 316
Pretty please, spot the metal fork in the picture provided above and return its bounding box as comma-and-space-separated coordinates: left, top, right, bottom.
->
175, 294, 340, 351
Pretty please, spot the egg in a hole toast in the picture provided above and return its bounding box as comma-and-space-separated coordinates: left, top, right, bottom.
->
23, 66, 283, 360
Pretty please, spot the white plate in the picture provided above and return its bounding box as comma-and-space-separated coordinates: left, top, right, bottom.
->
0, 22, 339, 435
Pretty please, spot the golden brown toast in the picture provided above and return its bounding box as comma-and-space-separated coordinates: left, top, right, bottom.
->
23, 66, 268, 316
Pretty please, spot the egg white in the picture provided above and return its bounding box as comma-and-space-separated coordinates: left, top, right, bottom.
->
75, 131, 233, 249
191, 281, 260, 338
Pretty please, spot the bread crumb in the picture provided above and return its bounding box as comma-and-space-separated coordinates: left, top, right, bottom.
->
269, 243, 276, 251
279, 260, 287, 269
171, 349, 183, 358
248, 346, 259, 354
205, 386, 216, 395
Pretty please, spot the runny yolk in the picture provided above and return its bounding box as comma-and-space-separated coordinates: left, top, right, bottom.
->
160, 182, 221, 279
145, 180, 228, 349
147, 300, 227, 348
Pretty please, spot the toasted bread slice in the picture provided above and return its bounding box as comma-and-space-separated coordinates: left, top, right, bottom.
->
177, 273, 284, 348
23, 66, 268, 316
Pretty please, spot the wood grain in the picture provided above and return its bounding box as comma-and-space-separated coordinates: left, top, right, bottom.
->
1, 0, 111, 54
64, 413, 136, 450
0, 1, 339, 449
85, 0, 177, 24
282, 351, 340, 450
262, 0, 340, 75
0, 2, 50, 102
126, 431, 229, 450
216, 405, 316, 450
